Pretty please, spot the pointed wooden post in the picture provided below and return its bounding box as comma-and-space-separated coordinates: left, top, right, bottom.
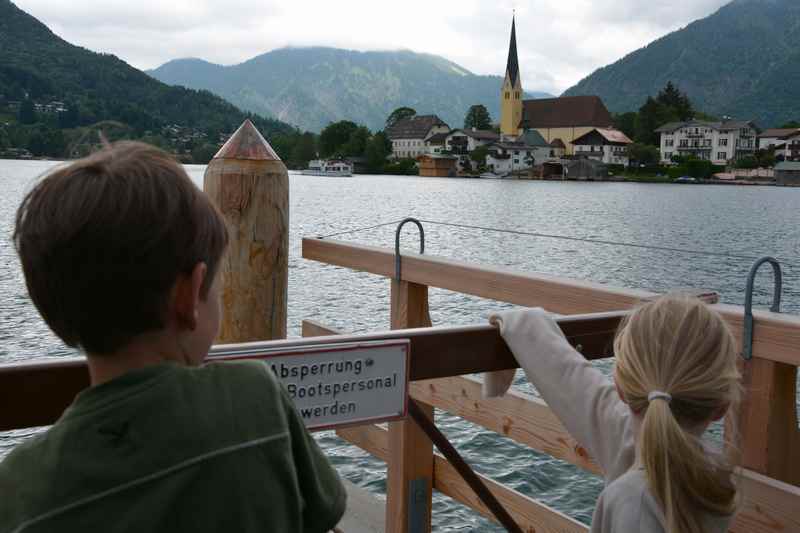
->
203, 119, 288, 342
386, 280, 434, 533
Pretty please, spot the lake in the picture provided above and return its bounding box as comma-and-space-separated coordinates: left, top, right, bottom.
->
1, 159, 799, 530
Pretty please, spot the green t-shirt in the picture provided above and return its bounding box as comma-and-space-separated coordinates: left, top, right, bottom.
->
0, 360, 346, 533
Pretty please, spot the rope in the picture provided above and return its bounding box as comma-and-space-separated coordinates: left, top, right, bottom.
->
318, 218, 800, 268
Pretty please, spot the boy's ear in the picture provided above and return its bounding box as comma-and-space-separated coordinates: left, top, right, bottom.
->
173, 262, 207, 331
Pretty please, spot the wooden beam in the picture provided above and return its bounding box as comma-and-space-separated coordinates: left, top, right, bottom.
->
339, 420, 800, 533
732, 469, 800, 533
337, 421, 588, 533
433, 455, 588, 533
737, 358, 800, 486
0, 313, 621, 431
411, 376, 601, 475
386, 280, 434, 533
302, 238, 800, 366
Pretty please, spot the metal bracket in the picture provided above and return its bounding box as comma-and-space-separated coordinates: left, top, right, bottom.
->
407, 477, 429, 533
742, 256, 782, 360
395, 218, 425, 281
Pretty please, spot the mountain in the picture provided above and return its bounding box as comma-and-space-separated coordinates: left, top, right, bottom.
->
0, 0, 296, 156
563, 0, 800, 128
149, 48, 553, 132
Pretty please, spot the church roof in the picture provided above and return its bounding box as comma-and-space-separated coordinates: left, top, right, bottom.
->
505, 17, 520, 86
519, 96, 614, 129
386, 115, 449, 140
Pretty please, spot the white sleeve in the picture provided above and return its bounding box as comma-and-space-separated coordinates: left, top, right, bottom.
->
489, 308, 636, 481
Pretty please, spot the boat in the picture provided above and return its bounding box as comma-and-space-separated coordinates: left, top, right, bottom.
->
301, 159, 353, 177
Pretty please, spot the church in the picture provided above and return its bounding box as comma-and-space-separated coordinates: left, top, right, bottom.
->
500, 17, 616, 156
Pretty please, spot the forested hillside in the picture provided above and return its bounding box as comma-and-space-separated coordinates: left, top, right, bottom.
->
563, 0, 800, 127
0, 0, 296, 161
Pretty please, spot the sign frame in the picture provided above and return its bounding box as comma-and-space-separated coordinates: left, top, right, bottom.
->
209, 339, 411, 431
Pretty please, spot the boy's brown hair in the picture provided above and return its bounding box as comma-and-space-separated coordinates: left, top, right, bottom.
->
13, 141, 229, 355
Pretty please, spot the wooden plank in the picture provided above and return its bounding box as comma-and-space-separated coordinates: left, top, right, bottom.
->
737, 358, 800, 486
302, 238, 800, 366
339, 422, 800, 533
0, 313, 621, 431
411, 376, 601, 475
301, 320, 342, 338
339, 420, 587, 532
433, 454, 588, 533
386, 279, 434, 533
732, 468, 800, 533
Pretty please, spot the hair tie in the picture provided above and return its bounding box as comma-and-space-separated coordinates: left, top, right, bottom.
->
647, 391, 672, 404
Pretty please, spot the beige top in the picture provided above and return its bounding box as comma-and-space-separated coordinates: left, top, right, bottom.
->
484, 308, 730, 533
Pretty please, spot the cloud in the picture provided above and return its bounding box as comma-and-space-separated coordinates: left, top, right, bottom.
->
15, 0, 732, 95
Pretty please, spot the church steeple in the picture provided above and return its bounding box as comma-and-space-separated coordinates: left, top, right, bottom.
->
500, 15, 524, 138
505, 16, 520, 87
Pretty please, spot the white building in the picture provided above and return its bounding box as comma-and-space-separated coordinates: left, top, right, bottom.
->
444, 128, 500, 155
424, 133, 449, 155
774, 132, 800, 162
385, 115, 450, 159
758, 128, 800, 150
656, 120, 757, 165
485, 129, 554, 175
572, 128, 632, 166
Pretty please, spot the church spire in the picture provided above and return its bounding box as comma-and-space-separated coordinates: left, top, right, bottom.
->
505, 15, 520, 87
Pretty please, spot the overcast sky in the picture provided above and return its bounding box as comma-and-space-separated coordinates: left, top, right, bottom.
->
17, 0, 731, 95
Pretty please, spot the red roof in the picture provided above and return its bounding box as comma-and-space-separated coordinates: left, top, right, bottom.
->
520, 96, 613, 129
572, 128, 632, 146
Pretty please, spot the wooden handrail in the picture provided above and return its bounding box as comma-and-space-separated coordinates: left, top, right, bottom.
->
0, 312, 623, 432
302, 238, 800, 366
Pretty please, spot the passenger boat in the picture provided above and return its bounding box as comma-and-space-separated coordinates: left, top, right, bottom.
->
301, 159, 353, 177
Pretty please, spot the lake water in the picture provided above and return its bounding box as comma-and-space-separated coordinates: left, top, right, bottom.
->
1, 159, 799, 530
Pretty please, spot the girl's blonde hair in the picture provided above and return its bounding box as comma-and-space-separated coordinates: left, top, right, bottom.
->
614, 294, 741, 533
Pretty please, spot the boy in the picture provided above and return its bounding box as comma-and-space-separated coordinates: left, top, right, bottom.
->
1, 142, 346, 532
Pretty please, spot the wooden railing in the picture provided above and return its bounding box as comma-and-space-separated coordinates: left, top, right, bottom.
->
301, 237, 800, 533
1, 237, 799, 532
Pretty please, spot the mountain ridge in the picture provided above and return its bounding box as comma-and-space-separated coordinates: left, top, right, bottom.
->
149, 47, 553, 132
562, 0, 800, 127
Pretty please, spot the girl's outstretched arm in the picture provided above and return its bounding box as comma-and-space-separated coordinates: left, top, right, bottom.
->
488, 308, 635, 482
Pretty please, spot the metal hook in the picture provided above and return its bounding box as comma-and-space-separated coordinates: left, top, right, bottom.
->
395, 218, 425, 281
742, 256, 782, 360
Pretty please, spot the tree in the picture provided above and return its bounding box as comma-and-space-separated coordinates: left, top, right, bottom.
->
58, 102, 81, 129
463, 105, 492, 130
18, 99, 37, 125
613, 112, 637, 141
470, 145, 490, 168
343, 126, 371, 157
319, 120, 359, 157
656, 82, 693, 121
385, 107, 416, 130
779, 120, 800, 129
191, 143, 220, 164
626, 142, 660, 166
290, 132, 318, 166
364, 132, 392, 172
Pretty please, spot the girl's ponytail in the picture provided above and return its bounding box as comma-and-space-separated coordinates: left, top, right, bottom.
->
614, 294, 740, 533
640, 394, 736, 533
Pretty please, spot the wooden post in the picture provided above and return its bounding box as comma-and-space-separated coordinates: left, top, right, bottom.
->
386, 280, 434, 533
203, 119, 288, 342
737, 358, 800, 486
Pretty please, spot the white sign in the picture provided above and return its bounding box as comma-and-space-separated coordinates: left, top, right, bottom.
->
217, 340, 409, 430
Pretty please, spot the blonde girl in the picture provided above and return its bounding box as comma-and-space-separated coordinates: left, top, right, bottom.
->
486, 294, 740, 533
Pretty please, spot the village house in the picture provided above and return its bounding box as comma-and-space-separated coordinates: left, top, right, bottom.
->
656, 120, 757, 165
444, 128, 500, 154
758, 129, 800, 162
549, 139, 567, 158
424, 133, 449, 155
498, 18, 614, 155
386, 115, 450, 159
485, 129, 553, 175
758, 128, 800, 150
774, 132, 800, 161
572, 128, 633, 166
